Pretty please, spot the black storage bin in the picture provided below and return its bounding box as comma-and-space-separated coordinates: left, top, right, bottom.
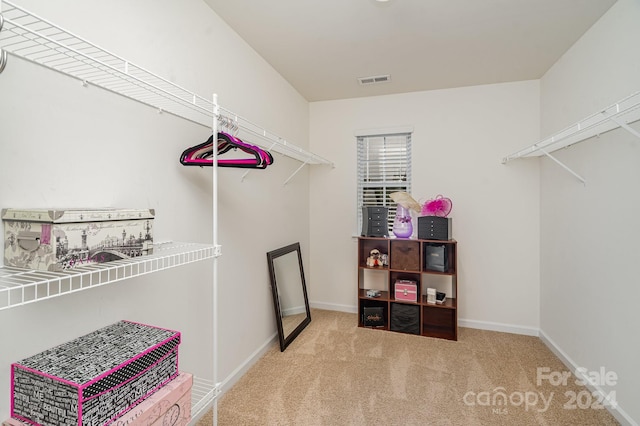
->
361, 206, 388, 237
424, 244, 447, 272
362, 306, 385, 327
390, 303, 420, 335
418, 216, 451, 240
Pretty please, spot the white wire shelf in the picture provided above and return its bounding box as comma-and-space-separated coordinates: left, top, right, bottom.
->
0, 1, 213, 126
503, 90, 640, 163
0, 241, 216, 311
191, 376, 218, 420
218, 107, 333, 166
0, 0, 332, 168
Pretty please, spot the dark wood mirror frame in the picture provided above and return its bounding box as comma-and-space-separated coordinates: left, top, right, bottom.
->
266, 242, 311, 351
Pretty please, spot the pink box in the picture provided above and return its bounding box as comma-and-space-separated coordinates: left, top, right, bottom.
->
149, 391, 191, 426
11, 321, 180, 426
4, 381, 192, 426
395, 280, 418, 302
112, 371, 192, 426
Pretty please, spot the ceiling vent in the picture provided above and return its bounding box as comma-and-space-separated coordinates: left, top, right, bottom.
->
358, 74, 391, 85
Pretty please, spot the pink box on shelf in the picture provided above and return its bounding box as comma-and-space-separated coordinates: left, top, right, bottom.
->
113, 371, 192, 426
2, 419, 25, 426
11, 320, 180, 426
394, 280, 418, 302
149, 391, 191, 426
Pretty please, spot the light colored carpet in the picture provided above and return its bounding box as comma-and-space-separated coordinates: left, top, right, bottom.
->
197, 309, 619, 425
281, 312, 307, 338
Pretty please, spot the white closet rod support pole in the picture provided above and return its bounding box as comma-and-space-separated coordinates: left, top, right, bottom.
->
0, 13, 6, 74
609, 116, 640, 140
540, 148, 586, 184
212, 93, 220, 426
284, 159, 310, 185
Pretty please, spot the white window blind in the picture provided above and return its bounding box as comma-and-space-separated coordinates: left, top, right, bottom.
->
357, 133, 412, 233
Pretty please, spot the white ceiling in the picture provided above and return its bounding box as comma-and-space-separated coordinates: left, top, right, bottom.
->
203, 0, 617, 102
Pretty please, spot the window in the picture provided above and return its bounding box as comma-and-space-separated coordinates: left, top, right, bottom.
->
357, 132, 412, 233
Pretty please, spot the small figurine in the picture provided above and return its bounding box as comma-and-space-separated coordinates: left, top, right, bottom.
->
366, 248, 384, 267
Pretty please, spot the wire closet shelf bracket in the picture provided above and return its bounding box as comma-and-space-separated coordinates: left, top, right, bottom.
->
502, 91, 640, 183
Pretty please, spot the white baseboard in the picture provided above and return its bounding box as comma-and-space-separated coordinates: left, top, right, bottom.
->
190, 332, 279, 424
310, 301, 357, 313
458, 318, 540, 336
309, 303, 541, 337
539, 329, 637, 426
219, 332, 278, 394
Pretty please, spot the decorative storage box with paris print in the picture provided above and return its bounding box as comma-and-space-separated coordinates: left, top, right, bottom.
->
2, 208, 154, 272
11, 320, 181, 426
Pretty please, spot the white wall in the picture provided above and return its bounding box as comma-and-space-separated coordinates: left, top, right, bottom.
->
4, 0, 637, 423
308, 81, 541, 333
539, 0, 640, 424
0, 0, 311, 420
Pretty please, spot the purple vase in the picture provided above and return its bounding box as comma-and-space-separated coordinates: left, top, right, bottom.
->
392, 204, 413, 238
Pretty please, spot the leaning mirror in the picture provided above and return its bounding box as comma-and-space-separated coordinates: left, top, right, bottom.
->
266, 242, 311, 351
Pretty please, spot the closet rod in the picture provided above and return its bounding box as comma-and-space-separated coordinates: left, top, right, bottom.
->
0, 1, 333, 170
0, 1, 214, 125
502, 90, 640, 164
218, 106, 332, 166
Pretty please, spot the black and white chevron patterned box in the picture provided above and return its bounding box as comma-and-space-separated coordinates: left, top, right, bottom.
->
11, 320, 181, 426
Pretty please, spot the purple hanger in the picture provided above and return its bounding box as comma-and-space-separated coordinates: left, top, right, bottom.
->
180, 132, 274, 169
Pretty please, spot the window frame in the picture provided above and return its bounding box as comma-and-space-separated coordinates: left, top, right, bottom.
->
357, 132, 412, 235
